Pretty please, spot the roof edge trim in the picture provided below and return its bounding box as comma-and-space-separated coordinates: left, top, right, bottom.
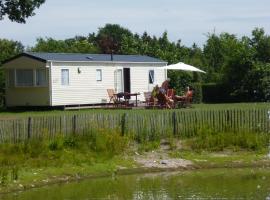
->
2, 53, 47, 65
47, 60, 168, 64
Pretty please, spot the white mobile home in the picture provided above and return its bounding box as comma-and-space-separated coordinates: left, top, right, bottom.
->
3, 52, 167, 107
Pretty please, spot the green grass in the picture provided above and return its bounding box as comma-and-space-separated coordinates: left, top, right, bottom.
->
0, 129, 135, 190
0, 102, 269, 118
192, 102, 270, 110
185, 127, 270, 152
170, 150, 269, 168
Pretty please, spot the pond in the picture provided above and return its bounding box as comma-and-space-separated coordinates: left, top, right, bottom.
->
2, 168, 270, 200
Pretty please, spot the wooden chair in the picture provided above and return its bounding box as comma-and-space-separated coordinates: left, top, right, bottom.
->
144, 92, 152, 106
175, 90, 193, 108
107, 89, 119, 107
144, 92, 157, 108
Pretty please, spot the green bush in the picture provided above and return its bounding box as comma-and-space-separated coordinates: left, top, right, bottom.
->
191, 82, 202, 103
202, 83, 230, 103
89, 129, 129, 155
188, 127, 270, 152
48, 140, 61, 151
63, 137, 78, 149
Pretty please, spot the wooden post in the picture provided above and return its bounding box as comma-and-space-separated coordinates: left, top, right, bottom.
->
72, 115, 77, 135
226, 110, 230, 131
59, 116, 62, 135
172, 111, 176, 136
121, 113, 126, 136
27, 117, 32, 140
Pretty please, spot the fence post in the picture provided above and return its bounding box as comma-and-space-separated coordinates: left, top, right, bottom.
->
172, 111, 176, 136
59, 116, 62, 134
27, 117, 32, 140
121, 113, 126, 136
226, 110, 230, 131
72, 115, 77, 135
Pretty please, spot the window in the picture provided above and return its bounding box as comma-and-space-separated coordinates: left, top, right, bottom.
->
8, 69, 15, 87
149, 70, 154, 84
36, 69, 47, 86
114, 69, 123, 92
16, 69, 34, 86
61, 69, 69, 86
96, 69, 102, 81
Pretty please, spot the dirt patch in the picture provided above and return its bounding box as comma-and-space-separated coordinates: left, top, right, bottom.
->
133, 140, 193, 169
134, 151, 192, 169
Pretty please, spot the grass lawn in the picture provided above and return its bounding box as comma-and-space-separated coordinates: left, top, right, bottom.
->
0, 102, 269, 119
193, 102, 270, 109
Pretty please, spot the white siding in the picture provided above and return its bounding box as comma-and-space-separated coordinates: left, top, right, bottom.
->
130, 66, 165, 101
51, 62, 117, 105
50, 62, 166, 106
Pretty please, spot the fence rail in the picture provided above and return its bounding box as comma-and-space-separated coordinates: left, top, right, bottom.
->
0, 108, 269, 143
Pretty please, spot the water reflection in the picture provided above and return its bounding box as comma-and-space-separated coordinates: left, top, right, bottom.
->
2, 168, 270, 200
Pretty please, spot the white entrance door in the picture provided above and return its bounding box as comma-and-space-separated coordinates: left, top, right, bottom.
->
114, 69, 123, 93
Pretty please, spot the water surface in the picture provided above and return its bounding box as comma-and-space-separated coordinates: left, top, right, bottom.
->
2, 168, 270, 200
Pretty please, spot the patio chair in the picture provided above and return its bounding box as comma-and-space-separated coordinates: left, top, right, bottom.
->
143, 92, 151, 106
175, 89, 193, 108
144, 92, 157, 108
107, 89, 119, 107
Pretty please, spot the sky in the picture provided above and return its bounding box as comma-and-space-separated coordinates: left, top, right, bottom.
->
0, 0, 269, 48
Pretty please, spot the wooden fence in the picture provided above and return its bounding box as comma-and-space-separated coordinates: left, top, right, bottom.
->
0, 108, 269, 143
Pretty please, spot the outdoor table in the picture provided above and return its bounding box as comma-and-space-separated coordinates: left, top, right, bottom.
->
115, 92, 140, 107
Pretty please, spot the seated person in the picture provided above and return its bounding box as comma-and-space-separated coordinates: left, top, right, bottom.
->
160, 78, 170, 94
150, 85, 160, 105
156, 92, 174, 109
150, 84, 173, 108
175, 86, 193, 102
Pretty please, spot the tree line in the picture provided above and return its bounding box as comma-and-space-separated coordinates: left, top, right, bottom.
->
0, 24, 269, 103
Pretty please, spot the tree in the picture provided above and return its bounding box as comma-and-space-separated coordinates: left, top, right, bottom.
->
0, 39, 24, 105
0, 0, 45, 23
0, 39, 24, 65
244, 63, 270, 101
203, 33, 224, 82
31, 37, 99, 53
250, 28, 270, 63
96, 24, 133, 54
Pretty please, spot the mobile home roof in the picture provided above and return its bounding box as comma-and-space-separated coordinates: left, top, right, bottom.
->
4, 52, 167, 64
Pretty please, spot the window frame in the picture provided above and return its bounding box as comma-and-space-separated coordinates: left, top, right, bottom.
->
61, 69, 70, 86
35, 69, 47, 87
7, 68, 48, 88
15, 69, 34, 87
149, 70, 155, 84
96, 69, 102, 82
7, 69, 15, 88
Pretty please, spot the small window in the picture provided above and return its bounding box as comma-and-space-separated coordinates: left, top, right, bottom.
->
149, 70, 154, 84
8, 69, 15, 87
96, 69, 102, 81
61, 69, 69, 86
36, 69, 47, 86
16, 69, 34, 86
